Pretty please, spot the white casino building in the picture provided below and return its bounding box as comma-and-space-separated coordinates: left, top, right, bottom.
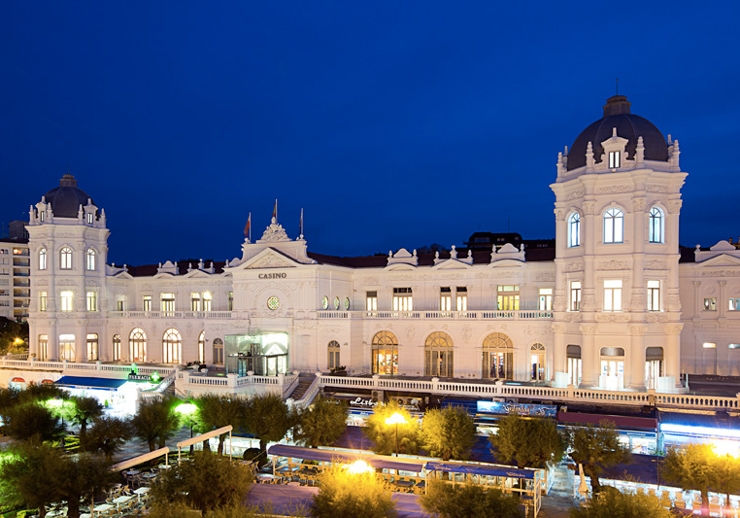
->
20, 95, 740, 398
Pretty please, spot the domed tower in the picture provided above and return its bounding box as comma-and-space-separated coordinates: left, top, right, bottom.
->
550, 96, 686, 391
26, 174, 110, 362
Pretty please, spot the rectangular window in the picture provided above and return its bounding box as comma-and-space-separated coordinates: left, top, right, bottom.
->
440, 287, 451, 311
366, 291, 378, 312
604, 280, 623, 311
203, 292, 212, 311
86, 333, 98, 361
116, 298, 125, 311
570, 281, 581, 311
392, 287, 413, 311
38, 334, 48, 361
86, 212, 93, 224
161, 293, 175, 313
456, 287, 468, 312
228, 291, 233, 311
730, 298, 740, 311
61, 290, 73, 312
609, 150, 621, 168
703, 297, 716, 311
39, 291, 47, 312
539, 288, 553, 311
143, 296, 152, 312
86, 291, 97, 312
191, 293, 201, 311
497, 285, 520, 311
647, 280, 660, 312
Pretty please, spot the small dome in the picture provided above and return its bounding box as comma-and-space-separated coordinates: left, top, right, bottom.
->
567, 95, 668, 171
42, 174, 96, 218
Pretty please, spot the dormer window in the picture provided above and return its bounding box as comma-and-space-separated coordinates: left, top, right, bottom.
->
87, 212, 93, 224
609, 151, 621, 169
40, 210, 45, 222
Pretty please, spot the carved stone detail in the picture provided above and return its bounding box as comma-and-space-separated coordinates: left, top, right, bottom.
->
596, 185, 632, 194
565, 190, 585, 201
250, 254, 294, 269
582, 202, 596, 215
598, 260, 629, 270
579, 324, 596, 334
564, 261, 584, 273
632, 197, 647, 211
667, 200, 683, 214
536, 271, 556, 282
645, 260, 668, 270
258, 218, 290, 243
646, 185, 670, 193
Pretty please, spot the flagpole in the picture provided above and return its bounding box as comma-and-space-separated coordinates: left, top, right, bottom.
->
248, 212, 252, 242
300, 208, 304, 239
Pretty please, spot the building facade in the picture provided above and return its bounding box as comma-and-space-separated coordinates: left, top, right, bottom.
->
24, 96, 740, 393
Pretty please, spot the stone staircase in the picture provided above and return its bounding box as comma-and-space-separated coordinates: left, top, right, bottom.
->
288, 373, 317, 401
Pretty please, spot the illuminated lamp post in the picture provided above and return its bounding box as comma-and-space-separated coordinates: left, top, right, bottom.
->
385, 412, 407, 457
176, 402, 198, 454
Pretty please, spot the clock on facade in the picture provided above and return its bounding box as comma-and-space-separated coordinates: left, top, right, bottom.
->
267, 296, 280, 310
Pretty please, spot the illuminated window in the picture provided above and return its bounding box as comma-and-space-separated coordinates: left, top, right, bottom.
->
162, 328, 182, 364
213, 337, 224, 365
482, 332, 513, 380
191, 293, 201, 311
129, 328, 147, 362
570, 281, 581, 311
228, 291, 233, 311
497, 285, 519, 310
648, 206, 664, 243
334, 296, 340, 310
645, 347, 663, 389
647, 280, 660, 311
425, 331, 454, 377
568, 212, 581, 248
86, 249, 96, 271
371, 330, 398, 375
112, 334, 121, 361
39, 291, 47, 312
440, 287, 451, 311
198, 330, 206, 363
38, 334, 48, 361
531, 343, 545, 381
567, 345, 582, 386
143, 296, 152, 312
730, 298, 740, 311
59, 334, 75, 361
60, 290, 73, 312
393, 287, 413, 312
609, 150, 621, 168
539, 288, 553, 311
366, 291, 378, 312
456, 287, 468, 312
603, 280, 622, 311
703, 342, 716, 349
730, 344, 740, 350
87, 333, 98, 361
704, 298, 717, 311
86, 291, 97, 312
86, 212, 93, 224
203, 292, 212, 311
161, 293, 175, 313
603, 208, 624, 244
39, 248, 47, 270
60, 247, 72, 270
328, 340, 341, 370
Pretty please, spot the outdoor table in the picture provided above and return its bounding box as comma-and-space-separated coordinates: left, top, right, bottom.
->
134, 487, 151, 496
394, 479, 415, 491
93, 503, 114, 513
257, 474, 276, 483
112, 495, 136, 508
141, 472, 158, 480
124, 469, 140, 476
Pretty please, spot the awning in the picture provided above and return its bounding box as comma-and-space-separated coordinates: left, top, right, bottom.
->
110, 447, 170, 472
267, 444, 425, 472
55, 376, 128, 391
557, 411, 657, 431
10, 377, 25, 383
426, 460, 535, 479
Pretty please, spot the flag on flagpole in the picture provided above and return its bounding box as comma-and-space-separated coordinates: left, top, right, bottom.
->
244, 212, 251, 239
300, 208, 304, 237
272, 199, 278, 220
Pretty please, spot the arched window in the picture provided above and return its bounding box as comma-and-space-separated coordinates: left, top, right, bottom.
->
60, 247, 73, 270
425, 331, 454, 377
603, 208, 624, 244
198, 330, 206, 363
87, 333, 99, 361
39, 248, 47, 270
328, 340, 341, 370
86, 249, 96, 271
213, 337, 224, 365
163, 328, 182, 364
371, 331, 398, 375
129, 328, 147, 363
112, 334, 121, 361
568, 212, 581, 248
59, 333, 75, 361
482, 332, 513, 380
648, 206, 664, 243
530, 343, 545, 381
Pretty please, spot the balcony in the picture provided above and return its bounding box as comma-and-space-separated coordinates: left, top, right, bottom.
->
318, 310, 553, 320
108, 310, 233, 319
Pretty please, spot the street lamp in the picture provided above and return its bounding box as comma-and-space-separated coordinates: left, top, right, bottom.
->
176, 402, 197, 454
385, 412, 406, 457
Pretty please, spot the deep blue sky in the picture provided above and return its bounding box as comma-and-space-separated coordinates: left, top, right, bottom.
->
2, 2, 739, 266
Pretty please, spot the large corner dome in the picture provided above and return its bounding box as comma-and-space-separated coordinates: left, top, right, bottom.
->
42, 174, 95, 218
567, 95, 668, 171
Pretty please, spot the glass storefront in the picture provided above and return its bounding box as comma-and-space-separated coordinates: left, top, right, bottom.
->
224, 332, 289, 376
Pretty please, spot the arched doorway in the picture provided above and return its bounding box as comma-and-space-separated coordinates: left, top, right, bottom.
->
213, 337, 224, 365
645, 347, 663, 389
567, 345, 581, 386
372, 331, 398, 375
600, 347, 625, 389
425, 331, 453, 377
530, 343, 545, 381
162, 328, 182, 364
482, 332, 513, 380
129, 328, 147, 362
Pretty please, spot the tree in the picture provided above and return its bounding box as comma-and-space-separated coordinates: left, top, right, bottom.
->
195, 394, 247, 454
566, 421, 630, 494
660, 443, 717, 514
490, 413, 565, 468
68, 395, 103, 441
362, 401, 420, 456
4, 401, 66, 443
713, 453, 740, 509
421, 406, 476, 461
419, 480, 524, 518
294, 396, 348, 448
244, 393, 295, 455
569, 486, 672, 518
0, 442, 64, 518
83, 415, 132, 461
311, 463, 397, 518
150, 451, 253, 515
131, 396, 181, 451
0, 316, 27, 355
56, 453, 118, 518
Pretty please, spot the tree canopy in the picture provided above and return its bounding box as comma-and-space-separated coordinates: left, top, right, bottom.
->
421, 406, 477, 461
311, 463, 397, 518
67, 395, 104, 441
244, 393, 295, 455
294, 396, 348, 449
362, 401, 419, 456
83, 415, 132, 461
569, 487, 671, 518
131, 396, 181, 451
566, 421, 630, 494
660, 443, 731, 514
4, 401, 66, 444
490, 413, 565, 468
419, 480, 524, 518
194, 394, 246, 454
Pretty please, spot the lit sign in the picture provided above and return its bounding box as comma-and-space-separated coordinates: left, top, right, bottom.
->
258, 273, 287, 279
477, 401, 557, 418
349, 397, 378, 408
128, 373, 152, 381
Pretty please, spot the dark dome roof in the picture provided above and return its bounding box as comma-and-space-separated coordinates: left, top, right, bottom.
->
43, 174, 95, 218
567, 95, 668, 171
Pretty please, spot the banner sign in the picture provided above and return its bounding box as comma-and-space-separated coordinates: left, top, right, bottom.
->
477, 401, 557, 418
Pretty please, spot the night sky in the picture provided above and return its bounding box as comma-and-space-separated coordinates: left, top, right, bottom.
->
2, 2, 739, 266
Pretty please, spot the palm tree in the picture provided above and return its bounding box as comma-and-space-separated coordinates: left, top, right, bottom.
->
68, 395, 103, 441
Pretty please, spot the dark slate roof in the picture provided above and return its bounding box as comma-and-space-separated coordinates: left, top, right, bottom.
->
567, 95, 668, 171
679, 246, 696, 263
42, 174, 96, 219
123, 260, 227, 277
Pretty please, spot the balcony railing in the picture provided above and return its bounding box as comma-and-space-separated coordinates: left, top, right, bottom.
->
108, 311, 234, 319
319, 310, 553, 320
